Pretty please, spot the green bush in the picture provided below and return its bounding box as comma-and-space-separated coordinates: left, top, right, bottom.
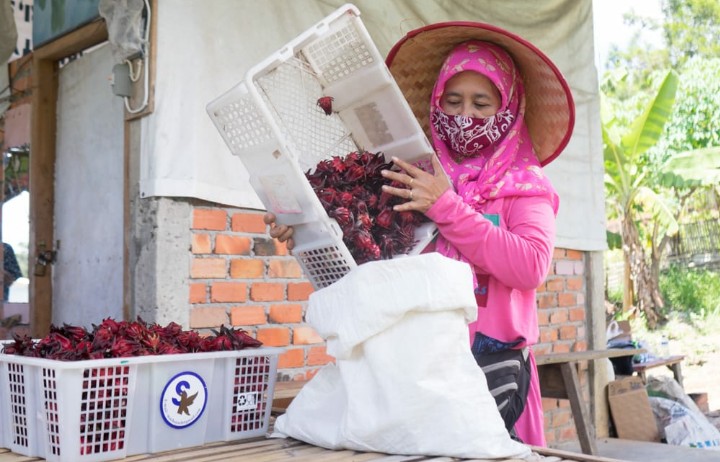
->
659, 265, 720, 317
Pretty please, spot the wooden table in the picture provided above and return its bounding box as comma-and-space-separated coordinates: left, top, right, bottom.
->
631, 355, 685, 388
0, 435, 630, 462
535, 349, 645, 457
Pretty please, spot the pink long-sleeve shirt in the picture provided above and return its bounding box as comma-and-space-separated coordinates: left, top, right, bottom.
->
426, 189, 556, 346
426, 188, 555, 446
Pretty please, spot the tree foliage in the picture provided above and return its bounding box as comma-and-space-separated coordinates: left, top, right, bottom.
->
600, 0, 720, 328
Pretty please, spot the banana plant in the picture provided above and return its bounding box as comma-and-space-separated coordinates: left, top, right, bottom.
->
602, 70, 679, 327
603, 69, 720, 327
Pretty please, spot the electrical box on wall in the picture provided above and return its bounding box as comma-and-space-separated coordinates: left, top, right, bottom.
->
111, 63, 132, 97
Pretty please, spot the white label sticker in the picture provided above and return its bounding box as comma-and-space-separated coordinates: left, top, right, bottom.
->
160, 372, 208, 429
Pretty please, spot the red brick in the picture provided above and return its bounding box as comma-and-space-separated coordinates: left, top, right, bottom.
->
231, 213, 267, 233
569, 307, 586, 322
192, 233, 212, 254
566, 276, 583, 291
189, 307, 228, 328
552, 409, 572, 427
293, 326, 324, 345
190, 258, 227, 278
215, 235, 252, 255
544, 430, 556, 444
269, 304, 303, 324
230, 259, 264, 278
552, 248, 566, 259
307, 346, 335, 366
268, 259, 303, 278
541, 398, 559, 411
288, 282, 314, 301
553, 342, 571, 353
565, 249, 583, 260
273, 239, 289, 256
230, 305, 266, 325
545, 278, 564, 292
250, 282, 284, 301
558, 293, 577, 307
193, 209, 227, 230
537, 310, 550, 326
257, 327, 291, 346
189, 283, 207, 303
539, 328, 558, 343
574, 340, 588, 352
549, 309, 568, 324
537, 294, 557, 309
533, 344, 551, 355
559, 426, 578, 441
278, 348, 305, 368
211, 282, 247, 302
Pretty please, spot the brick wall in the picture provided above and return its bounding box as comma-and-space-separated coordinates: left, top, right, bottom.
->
188, 207, 331, 381
537, 248, 589, 445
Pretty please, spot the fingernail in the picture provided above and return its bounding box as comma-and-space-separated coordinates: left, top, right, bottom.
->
381, 170, 388, 176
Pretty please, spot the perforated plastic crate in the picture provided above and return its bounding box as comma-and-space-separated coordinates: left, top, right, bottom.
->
0, 347, 282, 462
207, 4, 437, 289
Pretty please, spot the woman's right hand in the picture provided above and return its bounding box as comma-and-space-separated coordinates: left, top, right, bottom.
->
263, 212, 295, 251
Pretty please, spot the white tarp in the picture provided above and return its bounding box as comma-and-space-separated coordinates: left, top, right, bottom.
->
143, 0, 606, 251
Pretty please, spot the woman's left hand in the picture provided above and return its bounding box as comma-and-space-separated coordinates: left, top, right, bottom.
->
381, 154, 451, 214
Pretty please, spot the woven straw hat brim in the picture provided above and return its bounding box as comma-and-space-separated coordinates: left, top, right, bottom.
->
386, 22, 575, 166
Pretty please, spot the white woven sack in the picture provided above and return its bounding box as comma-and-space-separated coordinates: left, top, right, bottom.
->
273, 252, 531, 459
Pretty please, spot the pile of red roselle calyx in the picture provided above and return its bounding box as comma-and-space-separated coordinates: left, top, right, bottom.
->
306, 150, 428, 264
0, 317, 262, 360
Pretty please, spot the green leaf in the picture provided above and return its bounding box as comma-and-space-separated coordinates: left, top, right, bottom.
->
606, 230, 622, 250
634, 186, 679, 236
659, 146, 720, 187
621, 71, 679, 158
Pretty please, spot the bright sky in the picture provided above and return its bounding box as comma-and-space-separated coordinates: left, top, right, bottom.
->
592, 0, 663, 73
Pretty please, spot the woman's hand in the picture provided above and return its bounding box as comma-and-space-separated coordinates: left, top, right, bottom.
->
380, 154, 451, 214
263, 212, 295, 251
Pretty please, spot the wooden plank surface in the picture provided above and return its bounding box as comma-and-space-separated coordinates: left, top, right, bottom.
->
558, 438, 720, 462
0, 438, 632, 462
536, 349, 645, 366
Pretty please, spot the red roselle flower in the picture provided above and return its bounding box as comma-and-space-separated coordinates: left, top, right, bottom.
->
0, 317, 263, 360
306, 151, 428, 265
316, 96, 334, 115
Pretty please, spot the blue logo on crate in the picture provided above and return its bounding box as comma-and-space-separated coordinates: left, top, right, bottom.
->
160, 371, 208, 429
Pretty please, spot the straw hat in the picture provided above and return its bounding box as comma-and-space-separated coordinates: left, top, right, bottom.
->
386, 22, 575, 166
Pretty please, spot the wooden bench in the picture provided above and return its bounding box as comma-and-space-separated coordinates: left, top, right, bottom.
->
536, 349, 645, 456
631, 354, 685, 388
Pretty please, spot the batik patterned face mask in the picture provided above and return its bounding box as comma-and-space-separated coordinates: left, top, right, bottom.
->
431, 107, 515, 160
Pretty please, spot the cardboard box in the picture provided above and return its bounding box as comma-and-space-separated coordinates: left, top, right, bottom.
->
608, 376, 661, 442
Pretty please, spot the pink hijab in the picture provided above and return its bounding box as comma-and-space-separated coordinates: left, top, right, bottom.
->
431, 41, 559, 265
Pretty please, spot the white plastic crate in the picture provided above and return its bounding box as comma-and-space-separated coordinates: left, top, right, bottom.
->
206, 3, 437, 289
0, 347, 282, 462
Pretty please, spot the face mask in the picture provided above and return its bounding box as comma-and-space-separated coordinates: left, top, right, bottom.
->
431, 107, 515, 160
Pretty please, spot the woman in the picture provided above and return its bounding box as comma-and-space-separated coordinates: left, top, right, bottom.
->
266, 22, 574, 446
